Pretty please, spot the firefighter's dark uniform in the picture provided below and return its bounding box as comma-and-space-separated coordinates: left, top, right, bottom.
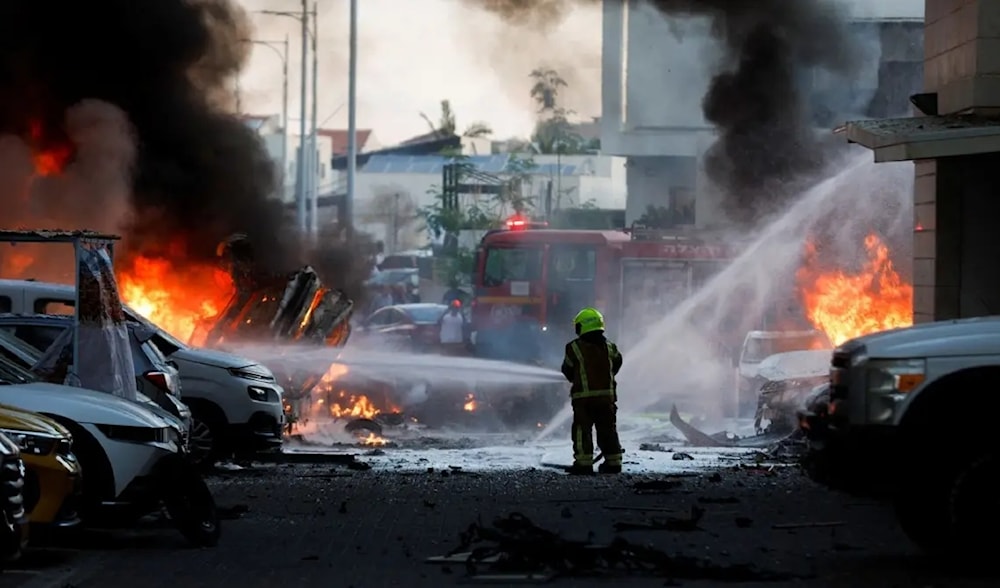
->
561, 320, 624, 474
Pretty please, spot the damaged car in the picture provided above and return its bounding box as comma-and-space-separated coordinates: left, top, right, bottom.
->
0, 279, 287, 466
751, 350, 831, 435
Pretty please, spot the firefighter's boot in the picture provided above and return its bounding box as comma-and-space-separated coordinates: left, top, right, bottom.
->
598, 463, 622, 474
568, 464, 594, 475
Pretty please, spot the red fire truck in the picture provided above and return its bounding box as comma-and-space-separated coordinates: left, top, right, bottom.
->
469, 218, 741, 366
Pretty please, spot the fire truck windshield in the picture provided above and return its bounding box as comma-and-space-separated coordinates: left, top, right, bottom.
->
482, 247, 542, 287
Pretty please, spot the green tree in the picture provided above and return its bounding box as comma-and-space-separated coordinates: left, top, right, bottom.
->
528, 68, 589, 154
420, 99, 493, 140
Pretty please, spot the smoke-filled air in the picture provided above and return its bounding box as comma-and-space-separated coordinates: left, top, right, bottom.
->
0, 0, 920, 447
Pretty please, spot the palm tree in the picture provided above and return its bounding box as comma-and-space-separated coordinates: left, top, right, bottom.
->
529, 68, 567, 112
420, 100, 493, 139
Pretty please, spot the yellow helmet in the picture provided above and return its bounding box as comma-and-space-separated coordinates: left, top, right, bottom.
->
573, 307, 605, 335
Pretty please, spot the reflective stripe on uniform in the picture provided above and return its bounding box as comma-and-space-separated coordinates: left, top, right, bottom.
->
573, 423, 592, 465
570, 340, 616, 400
603, 453, 623, 466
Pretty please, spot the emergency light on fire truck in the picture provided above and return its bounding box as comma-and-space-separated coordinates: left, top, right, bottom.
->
505, 215, 548, 230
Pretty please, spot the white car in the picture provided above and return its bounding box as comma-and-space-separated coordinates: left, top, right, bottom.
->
0, 354, 220, 546
736, 329, 832, 415
0, 279, 285, 464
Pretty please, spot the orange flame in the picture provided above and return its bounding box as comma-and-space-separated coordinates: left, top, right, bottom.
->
797, 234, 913, 346
117, 255, 234, 345
28, 120, 73, 177
311, 363, 400, 420
463, 393, 477, 412
359, 432, 388, 446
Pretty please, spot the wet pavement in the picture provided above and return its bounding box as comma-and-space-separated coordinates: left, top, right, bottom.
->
5, 444, 997, 588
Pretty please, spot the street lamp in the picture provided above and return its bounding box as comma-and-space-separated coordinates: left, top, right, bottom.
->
256, 5, 316, 238
345, 0, 358, 242
241, 37, 290, 203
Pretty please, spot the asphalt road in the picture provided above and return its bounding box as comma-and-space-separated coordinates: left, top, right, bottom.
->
4, 454, 996, 588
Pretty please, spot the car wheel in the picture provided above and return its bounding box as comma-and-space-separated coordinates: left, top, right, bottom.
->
187, 405, 228, 469
187, 418, 217, 468
897, 449, 998, 560
163, 462, 221, 547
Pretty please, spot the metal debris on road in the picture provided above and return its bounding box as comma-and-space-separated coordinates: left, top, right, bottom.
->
772, 521, 845, 530
632, 479, 684, 494
428, 512, 793, 582
613, 505, 705, 532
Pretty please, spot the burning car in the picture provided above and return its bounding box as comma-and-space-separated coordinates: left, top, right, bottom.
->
0, 278, 287, 466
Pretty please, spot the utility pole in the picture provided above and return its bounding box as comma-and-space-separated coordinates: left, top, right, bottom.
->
309, 1, 319, 241
280, 34, 289, 204
345, 0, 358, 242
296, 0, 309, 236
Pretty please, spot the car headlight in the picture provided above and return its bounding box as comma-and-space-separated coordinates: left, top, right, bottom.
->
96, 425, 173, 445
229, 366, 276, 383
248, 386, 277, 402
0, 429, 61, 457
865, 359, 925, 423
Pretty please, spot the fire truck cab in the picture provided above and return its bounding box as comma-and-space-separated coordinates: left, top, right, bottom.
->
470, 221, 738, 367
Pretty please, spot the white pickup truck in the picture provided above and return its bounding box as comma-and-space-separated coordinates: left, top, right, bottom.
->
801, 316, 999, 560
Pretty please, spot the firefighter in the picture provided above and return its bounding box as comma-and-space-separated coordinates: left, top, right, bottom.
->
561, 307, 624, 475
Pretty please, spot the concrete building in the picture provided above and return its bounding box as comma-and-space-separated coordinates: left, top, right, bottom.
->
845, 0, 1000, 323
353, 153, 627, 249
600, 0, 925, 226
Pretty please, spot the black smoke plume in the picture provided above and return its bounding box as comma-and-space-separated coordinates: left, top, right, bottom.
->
0, 0, 293, 272
648, 1, 858, 224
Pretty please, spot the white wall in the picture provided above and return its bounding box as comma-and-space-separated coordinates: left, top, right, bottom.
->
601, 0, 718, 158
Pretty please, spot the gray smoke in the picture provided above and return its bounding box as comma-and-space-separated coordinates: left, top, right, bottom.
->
470, 0, 861, 225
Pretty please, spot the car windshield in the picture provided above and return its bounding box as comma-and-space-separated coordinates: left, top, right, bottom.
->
743, 333, 831, 363
482, 247, 542, 287
406, 306, 447, 323
0, 329, 43, 364
0, 353, 37, 385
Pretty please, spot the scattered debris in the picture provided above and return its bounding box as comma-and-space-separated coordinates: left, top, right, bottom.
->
669, 405, 797, 449
428, 512, 793, 582
638, 443, 670, 452
603, 505, 676, 513
772, 521, 845, 530
614, 505, 705, 532
672, 452, 695, 461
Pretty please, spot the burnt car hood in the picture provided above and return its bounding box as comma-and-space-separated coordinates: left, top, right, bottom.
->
757, 350, 832, 382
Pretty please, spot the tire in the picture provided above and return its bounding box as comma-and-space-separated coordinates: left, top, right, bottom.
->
163, 464, 221, 548
187, 403, 228, 469
895, 450, 998, 561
